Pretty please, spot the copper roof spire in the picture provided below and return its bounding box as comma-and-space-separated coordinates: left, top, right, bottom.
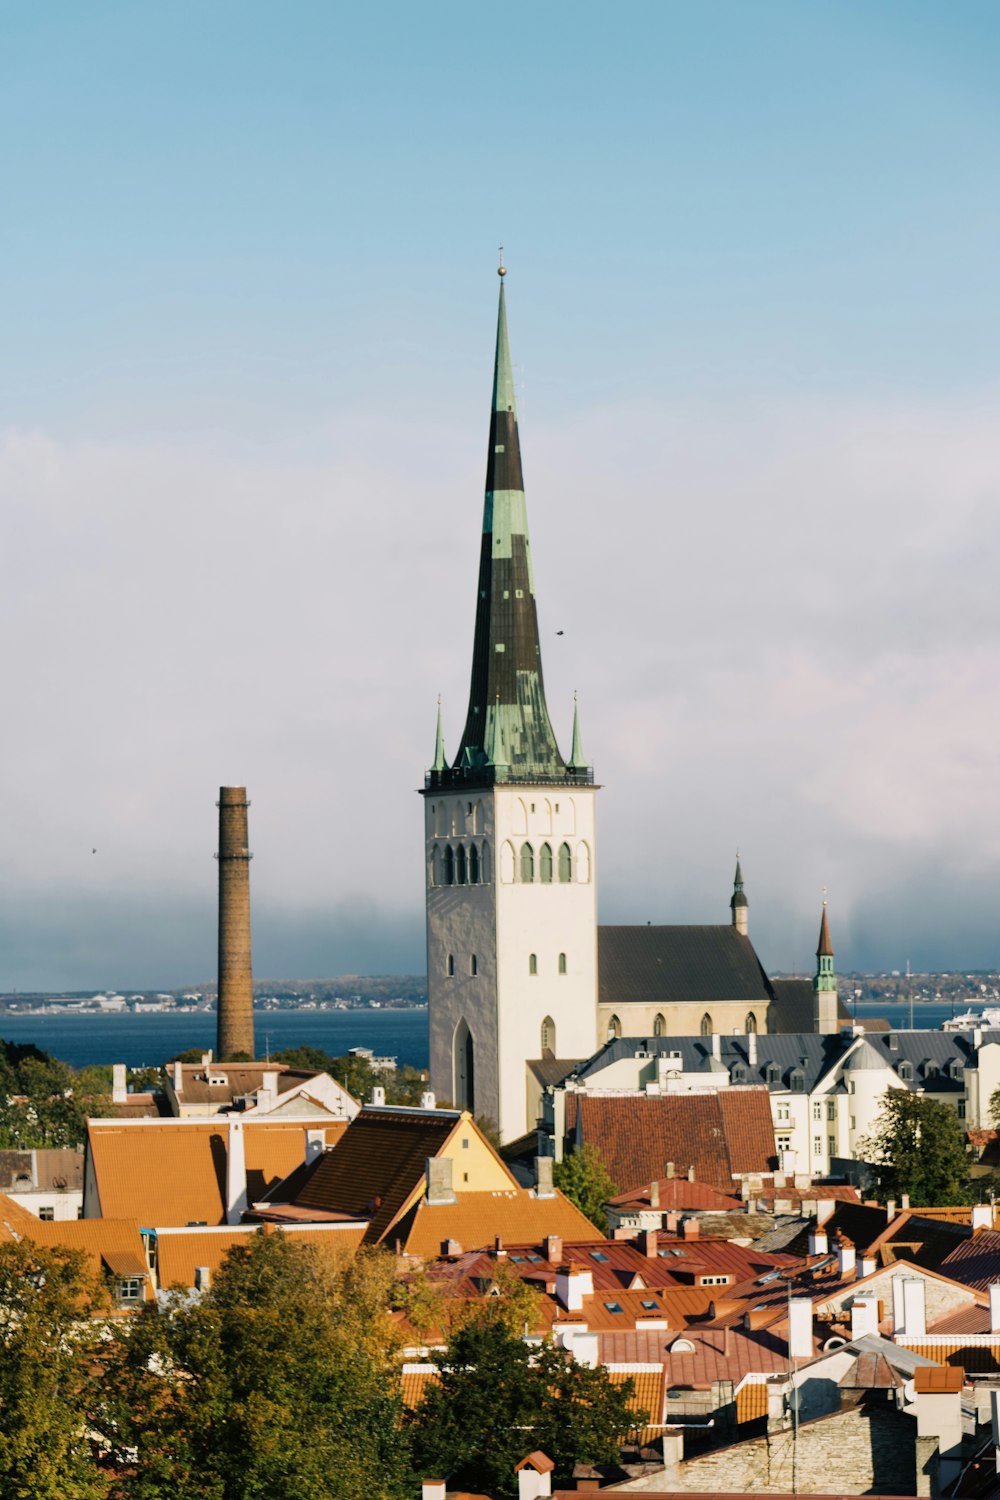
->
817, 897, 834, 958
432, 267, 587, 789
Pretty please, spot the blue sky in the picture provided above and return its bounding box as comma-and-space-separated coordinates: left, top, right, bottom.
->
3, 2, 1000, 985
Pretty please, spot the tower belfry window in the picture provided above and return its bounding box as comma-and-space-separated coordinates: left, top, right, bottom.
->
444, 846, 455, 885
468, 844, 480, 884
540, 843, 553, 883
520, 843, 535, 882
558, 843, 572, 882
529, 953, 538, 976
456, 845, 467, 885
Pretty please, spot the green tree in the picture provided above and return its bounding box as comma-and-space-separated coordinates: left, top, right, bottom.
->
858, 1089, 971, 1206
0, 1043, 110, 1149
101, 1233, 411, 1500
0, 1240, 109, 1498
408, 1311, 640, 1494
553, 1143, 618, 1231
273, 1046, 428, 1107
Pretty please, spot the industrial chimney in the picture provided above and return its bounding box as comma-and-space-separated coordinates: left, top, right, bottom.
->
215, 787, 255, 1061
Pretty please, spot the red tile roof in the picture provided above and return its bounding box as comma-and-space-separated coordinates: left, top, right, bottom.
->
573, 1090, 775, 1195
608, 1178, 743, 1212
939, 1229, 1000, 1291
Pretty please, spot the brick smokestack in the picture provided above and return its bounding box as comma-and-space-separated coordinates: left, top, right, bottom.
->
216, 787, 255, 1061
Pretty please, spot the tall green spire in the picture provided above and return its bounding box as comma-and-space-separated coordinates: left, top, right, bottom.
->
432, 263, 589, 790
431, 697, 448, 774
569, 692, 588, 770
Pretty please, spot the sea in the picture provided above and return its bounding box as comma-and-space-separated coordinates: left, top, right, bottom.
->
0, 999, 971, 1072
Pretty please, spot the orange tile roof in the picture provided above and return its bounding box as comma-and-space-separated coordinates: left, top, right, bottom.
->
401, 1365, 440, 1410
87, 1118, 343, 1227
607, 1369, 664, 1445
394, 1191, 602, 1258
914, 1365, 965, 1392
0, 1194, 150, 1300
155, 1221, 367, 1289
608, 1178, 743, 1212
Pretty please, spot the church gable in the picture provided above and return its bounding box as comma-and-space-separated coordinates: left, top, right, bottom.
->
598, 925, 773, 1007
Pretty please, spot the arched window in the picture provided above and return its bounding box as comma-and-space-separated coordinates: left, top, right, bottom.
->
470, 954, 478, 976
520, 842, 535, 883
434, 802, 448, 836
541, 1016, 556, 1055
451, 801, 466, 836
468, 844, 480, 884
512, 799, 528, 835
500, 841, 515, 884
575, 841, 591, 883
607, 1014, 622, 1040
540, 843, 553, 883
653, 1013, 666, 1037
444, 846, 455, 886
558, 952, 567, 974
454, 1019, 475, 1112
481, 841, 492, 884
745, 1012, 758, 1034
432, 847, 443, 886
529, 953, 538, 976
700, 1013, 713, 1037
455, 845, 467, 885
447, 954, 455, 977
558, 842, 572, 882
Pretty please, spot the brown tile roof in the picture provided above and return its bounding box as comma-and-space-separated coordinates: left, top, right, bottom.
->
914, 1365, 965, 1392
0, 1147, 84, 1192
601, 1326, 790, 1387
608, 1178, 743, 1212
155, 1221, 367, 1289
86, 1118, 344, 1227
0, 1194, 151, 1299
574, 1090, 775, 1195
171, 1065, 321, 1106
401, 1365, 439, 1410
939, 1228, 1000, 1291
649, 1233, 801, 1284
393, 1191, 602, 1258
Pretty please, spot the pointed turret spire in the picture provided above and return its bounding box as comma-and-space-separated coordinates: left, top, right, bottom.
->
817, 898, 833, 957
431, 697, 448, 774
430, 266, 588, 789
569, 692, 588, 770
813, 894, 838, 1034
730, 852, 748, 935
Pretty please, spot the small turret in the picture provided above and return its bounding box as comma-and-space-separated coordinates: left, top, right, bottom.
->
730, 854, 748, 937
431, 697, 448, 775
568, 692, 588, 771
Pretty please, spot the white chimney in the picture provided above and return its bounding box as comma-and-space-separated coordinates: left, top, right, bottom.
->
892, 1275, 906, 1333
788, 1297, 813, 1359
747, 1032, 758, 1066
900, 1193, 910, 1211
901, 1276, 926, 1338
172, 1060, 184, 1093
711, 1033, 721, 1059
809, 1227, 828, 1256
371, 1085, 386, 1106
518, 1459, 553, 1500
201, 1052, 212, 1067
989, 1284, 1000, 1334
555, 1263, 594, 1312
836, 1236, 856, 1279
886, 1199, 896, 1219
305, 1129, 325, 1163
816, 1198, 837, 1225
226, 1120, 248, 1225
422, 1483, 446, 1500
194, 1265, 211, 1292
112, 1063, 127, 1105
973, 1204, 993, 1230
860, 1252, 877, 1278
850, 1295, 879, 1340
420, 1090, 436, 1110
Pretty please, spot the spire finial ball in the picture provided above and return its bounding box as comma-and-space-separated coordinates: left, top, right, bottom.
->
498, 243, 506, 277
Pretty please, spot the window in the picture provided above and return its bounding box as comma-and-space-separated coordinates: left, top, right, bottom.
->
604, 1301, 623, 1314
653, 1013, 666, 1037
455, 844, 467, 885
540, 843, 553, 883
590, 1251, 610, 1263
575, 841, 591, 883
776, 1134, 791, 1152
444, 845, 455, 885
480, 841, 491, 884
447, 954, 455, 976
541, 1016, 556, 1054
829, 1136, 836, 1155
698, 1275, 731, 1286
813, 1103, 822, 1121
827, 1102, 836, 1121
38, 1206, 54, 1222
558, 842, 572, 882
500, 841, 514, 883
468, 844, 480, 884
608, 1015, 622, 1040
731, 1064, 747, 1083
558, 952, 567, 975
765, 1063, 780, 1086
813, 1137, 823, 1155
790, 1070, 805, 1092
898, 1061, 913, 1082
776, 1102, 790, 1121
958, 1101, 967, 1119
520, 842, 535, 882
700, 1013, 713, 1037
116, 1278, 145, 1303
529, 953, 538, 976
745, 1012, 757, 1034
470, 955, 478, 976
640, 1298, 661, 1310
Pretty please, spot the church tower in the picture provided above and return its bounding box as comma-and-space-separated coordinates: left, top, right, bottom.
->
813, 898, 839, 1034
730, 855, 748, 937
422, 266, 599, 1142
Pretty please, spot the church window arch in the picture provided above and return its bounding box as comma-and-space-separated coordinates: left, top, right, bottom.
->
500, 841, 515, 884
558, 952, 567, 974
444, 846, 455, 886
541, 1016, 556, 1054
653, 1013, 666, 1037
472, 800, 484, 835
481, 841, 492, 884
700, 1013, 713, 1037
558, 842, 572, 882
529, 953, 538, 976
455, 845, 467, 885
434, 802, 448, 837
575, 841, 591, 883
745, 1012, 758, 1034
512, 799, 528, 835
540, 798, 552, 834
540, 843, 553, 883
447, 954, 455, 977
468, 844, 480, 884
470, 954, 478, 976
432, 846, 443, 886
520, 842, 535, 883
607, 1014, 622, 1040
451, 801, 466, 836
453, 1019, 475, 1112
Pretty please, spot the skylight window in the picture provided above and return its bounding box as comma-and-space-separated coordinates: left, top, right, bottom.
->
590, 1251, 610, 1263
510, 1255, 525, 1263
604, 1300, 623, 1314
640, 1298, 660, 1310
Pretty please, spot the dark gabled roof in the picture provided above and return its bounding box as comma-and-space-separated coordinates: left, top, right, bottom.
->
768, 978, 815, 1033
573, 1089, 776, 1194
269, 1107, 460, 1244
936, 1229, 1000, 1290
598, 926, 773, 1007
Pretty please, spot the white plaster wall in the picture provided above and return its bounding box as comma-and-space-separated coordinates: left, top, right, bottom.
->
7, 1190, 83, 1221
846, 1064, 905, 1155
970, 1043, 1000, 1129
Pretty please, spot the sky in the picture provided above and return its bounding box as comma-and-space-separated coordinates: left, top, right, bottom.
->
3, 1, 1000, 987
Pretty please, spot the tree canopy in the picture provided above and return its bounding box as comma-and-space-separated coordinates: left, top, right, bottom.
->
553, 1143, 618, 1231
0, 1041, 110, 1149
858, 1089, 971, 1206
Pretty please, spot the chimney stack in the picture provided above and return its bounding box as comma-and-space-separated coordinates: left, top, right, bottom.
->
535, 1157, 556, 1199
112, 1063, 127, 1105
649, 1179, 660, 1209
216, 787, 255, 1062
